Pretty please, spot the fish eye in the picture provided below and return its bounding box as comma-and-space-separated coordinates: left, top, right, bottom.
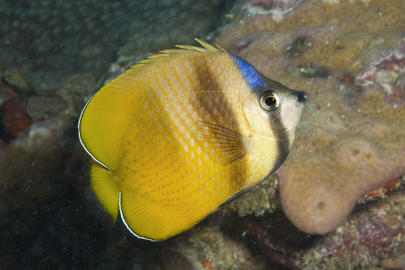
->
259, 91, 281, 111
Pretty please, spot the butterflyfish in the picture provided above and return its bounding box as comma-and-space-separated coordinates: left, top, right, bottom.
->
78, 39, 307, 241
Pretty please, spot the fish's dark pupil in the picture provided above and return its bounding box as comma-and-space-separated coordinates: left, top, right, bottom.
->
259, 91, 280, 111
265, 96, 277, 107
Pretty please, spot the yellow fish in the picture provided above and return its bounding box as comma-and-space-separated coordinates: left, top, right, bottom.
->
78, 39, 307, 241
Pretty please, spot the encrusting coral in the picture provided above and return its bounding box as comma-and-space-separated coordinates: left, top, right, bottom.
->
217, 0, 405, 234
293, 185, 405, 269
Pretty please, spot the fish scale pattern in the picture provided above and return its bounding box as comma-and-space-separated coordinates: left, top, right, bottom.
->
119, 54, 247, 213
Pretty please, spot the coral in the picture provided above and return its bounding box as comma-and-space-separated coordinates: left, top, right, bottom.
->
228, 174, 279, 217
202, 177, 405, 270
240, 0, 303, 21
292, 185, 405, 269
1, 98, 31, 137
0, 80, 31, 139
26, 96, 65, 123
356, 49, 405, 106
2, 69, 31, 94
178, 225, 267, 270
216, 0, 405, 236
383, 254, 405, 269
0, 123, 65, 227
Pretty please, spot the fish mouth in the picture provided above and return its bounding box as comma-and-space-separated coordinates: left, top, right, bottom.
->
295, 90, 308, 103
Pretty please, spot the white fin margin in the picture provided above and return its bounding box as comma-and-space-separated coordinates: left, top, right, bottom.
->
77, 94, 111, 171
118, 192, 156, 242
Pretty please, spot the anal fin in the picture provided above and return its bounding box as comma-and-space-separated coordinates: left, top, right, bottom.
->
119, 190, 196, 241
90, 164, 120, 220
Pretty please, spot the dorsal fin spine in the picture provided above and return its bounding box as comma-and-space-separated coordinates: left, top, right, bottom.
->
130, 38, 224, 69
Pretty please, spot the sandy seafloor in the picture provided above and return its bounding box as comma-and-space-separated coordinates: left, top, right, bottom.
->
1, 0, 405, 269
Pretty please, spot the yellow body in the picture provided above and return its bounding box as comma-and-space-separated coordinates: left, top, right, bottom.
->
79, 40, 306, 241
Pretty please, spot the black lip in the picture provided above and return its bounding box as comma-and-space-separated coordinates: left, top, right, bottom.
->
295, 90, 308, 103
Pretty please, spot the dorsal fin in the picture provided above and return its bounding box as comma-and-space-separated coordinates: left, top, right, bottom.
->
132, 38, 224, 69
78, 68, 144, 170
176, 38, 224, 52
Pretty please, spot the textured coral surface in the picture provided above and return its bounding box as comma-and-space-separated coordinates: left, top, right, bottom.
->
293, 186, 405, 270
217, 0, 405, 235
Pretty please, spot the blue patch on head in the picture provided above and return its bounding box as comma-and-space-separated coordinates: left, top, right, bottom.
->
231, 55, 266, 89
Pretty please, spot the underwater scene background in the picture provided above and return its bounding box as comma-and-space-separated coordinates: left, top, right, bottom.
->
1, 0, 405, 269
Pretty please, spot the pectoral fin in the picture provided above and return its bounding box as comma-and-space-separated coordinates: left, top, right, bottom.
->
198, 121, 246, 164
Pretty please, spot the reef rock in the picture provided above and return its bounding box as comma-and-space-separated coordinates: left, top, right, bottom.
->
293, 185, 405, 269
217, 0, 405, 234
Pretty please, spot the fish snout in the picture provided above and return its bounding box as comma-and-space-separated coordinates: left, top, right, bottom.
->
296, 90, 308, 103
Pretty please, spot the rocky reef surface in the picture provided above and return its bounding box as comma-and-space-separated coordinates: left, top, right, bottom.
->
1, 0, 405, 269
217, 0, 405, 236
